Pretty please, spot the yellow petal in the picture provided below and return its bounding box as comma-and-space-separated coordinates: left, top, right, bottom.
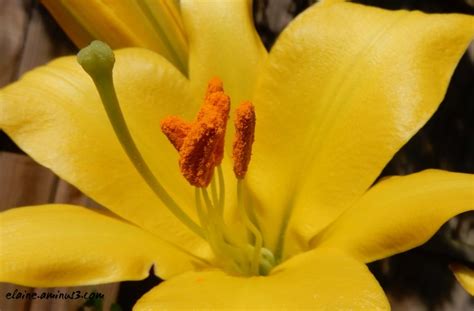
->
0, 48, 211, 261
40, 0, 95, 47
41, 0, 188, 73
248, 2, 474, 256
0, 205, 209, 286
134, 249, 389, 310
311, 170, 474, 263
451, 264, 474, 295
181, 0, 267, 105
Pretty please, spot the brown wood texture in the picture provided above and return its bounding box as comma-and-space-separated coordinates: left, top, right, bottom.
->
0, 1, 119, 310
0, 152, 55, 311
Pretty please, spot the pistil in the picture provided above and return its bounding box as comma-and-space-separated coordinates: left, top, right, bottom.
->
77, 41, 205, 239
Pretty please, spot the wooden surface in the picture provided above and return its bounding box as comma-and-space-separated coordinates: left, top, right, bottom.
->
0, 1, 119, 310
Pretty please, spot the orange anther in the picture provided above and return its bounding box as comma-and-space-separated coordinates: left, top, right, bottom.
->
160, 116, 191, 151
196, 78, 229, 167
205, 76, 224, 98
161, 77, 230, 187
179, 111, 225, 187
202, 91, 230, 165
232, 101, 255, 179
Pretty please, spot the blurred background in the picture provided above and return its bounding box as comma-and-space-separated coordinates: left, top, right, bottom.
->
0, 0, 473, 310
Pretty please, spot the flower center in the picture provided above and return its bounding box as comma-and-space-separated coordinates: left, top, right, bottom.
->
77, 41, 275, 276
161, 77, 273, 276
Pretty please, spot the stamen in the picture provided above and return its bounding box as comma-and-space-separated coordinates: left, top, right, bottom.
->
162, 77, 230, 187
160, 116, 191, 151
179, 111, 224, 187
198, 79, 230, 166
77, 41, 205, 239
205, 77, 224, 97
232, 101, 256, 179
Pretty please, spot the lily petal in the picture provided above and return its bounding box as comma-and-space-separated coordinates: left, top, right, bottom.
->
0, 48, 211, 260
40, 0, 95, 47
0, 205, 209, 286
311, 170, 474, 263
41, 0, 188, 73
181, 0, 267, 105
248, 2, 474, 256
451, 264, 474, 295
134, 249, 389, 310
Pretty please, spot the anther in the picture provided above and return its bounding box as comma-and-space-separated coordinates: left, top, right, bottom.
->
205, 77, 224, 98
179, 112, 224, 187
203, 91, 230, 165
162, 77, 230, 187
160, 116, 191, 151
232, 101, 256, 179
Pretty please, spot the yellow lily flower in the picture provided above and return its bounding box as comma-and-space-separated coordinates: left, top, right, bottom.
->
1, 0, 474, 309
40, 0, 188, 73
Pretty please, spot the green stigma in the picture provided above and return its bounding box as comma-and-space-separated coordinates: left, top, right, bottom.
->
77, 40, 115, 79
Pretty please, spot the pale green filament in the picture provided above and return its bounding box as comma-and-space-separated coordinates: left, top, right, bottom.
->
194, 173, 271, 276
217, 165, 225, 216
198, 188, 246, 274
201, 188, 236, 257
194, 188, 208, 230
201, 188, 214, 218
210, 173, 219, 210
202, 187, 244, 251
237, 180, 263, 275
197, 178, 271, 276
77, 41, 204, 239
